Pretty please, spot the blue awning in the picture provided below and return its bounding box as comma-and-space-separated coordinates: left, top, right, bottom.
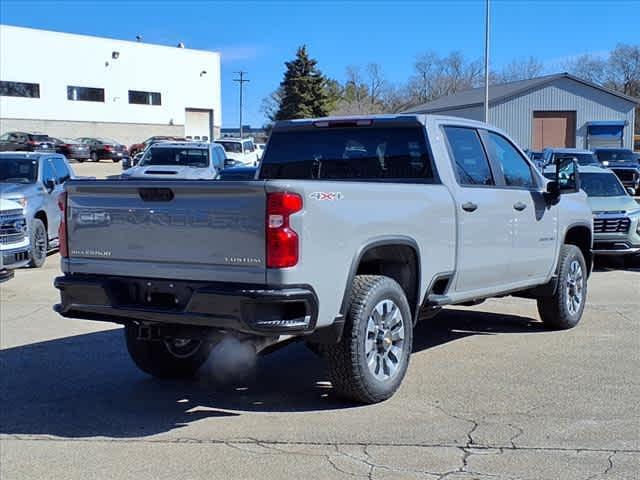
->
587, 121, 625, 138
587, 121, 626, 127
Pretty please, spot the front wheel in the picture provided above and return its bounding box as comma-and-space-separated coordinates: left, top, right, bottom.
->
537, 245, 587, 330
28, 218, 48, 268
124, 324, 213, 379
323, 275, 413, 404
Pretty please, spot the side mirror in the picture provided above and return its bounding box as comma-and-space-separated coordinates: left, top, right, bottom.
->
626, 187, 636, 196
44, 179, 56, 191
556, 157, 580, 193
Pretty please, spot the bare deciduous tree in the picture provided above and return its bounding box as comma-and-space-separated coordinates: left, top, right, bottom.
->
493, 56, 543, 83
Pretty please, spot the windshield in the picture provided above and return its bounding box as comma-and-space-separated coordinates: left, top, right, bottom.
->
260, 126, 434, 181
580, 172, 627, 197
0, 158, 39, 183
97, 137, 118, 145
594, 149, 636, 163
556, 153, 599, 166
216, 141, 243, 153
139, 147, 209, 167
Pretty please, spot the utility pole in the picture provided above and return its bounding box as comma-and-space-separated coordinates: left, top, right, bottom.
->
483, 0, 490, 123
233, 71, 249, 138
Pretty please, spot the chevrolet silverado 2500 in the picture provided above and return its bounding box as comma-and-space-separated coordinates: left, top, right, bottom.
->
54, 115, 593, 404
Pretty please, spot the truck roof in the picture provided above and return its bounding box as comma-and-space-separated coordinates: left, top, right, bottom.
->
0, 151, 65, 160
148, 141, 211, 149
272, 114, 500, 132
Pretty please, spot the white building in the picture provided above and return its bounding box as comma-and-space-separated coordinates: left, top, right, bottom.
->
0, 25, 221, 145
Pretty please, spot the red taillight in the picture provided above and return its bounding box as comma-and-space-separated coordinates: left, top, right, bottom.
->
104, 145, 113, 151
58, 192, 69, 258
266, 192, 302, 268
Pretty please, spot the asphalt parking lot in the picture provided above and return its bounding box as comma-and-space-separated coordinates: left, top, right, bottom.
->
1, 160, 638, 480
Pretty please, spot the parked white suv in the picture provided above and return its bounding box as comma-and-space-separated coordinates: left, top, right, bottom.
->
215, 137, 260, 166
121, 142, 226, 180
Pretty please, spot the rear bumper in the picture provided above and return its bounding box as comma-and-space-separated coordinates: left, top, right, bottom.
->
54, 274, 318, 336
99, 152, 129, 160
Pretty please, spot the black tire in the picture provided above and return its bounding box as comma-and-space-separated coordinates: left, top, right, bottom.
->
124, 324, 213, 379
90, 152, 98, 162
537, 245, 587, 330
28, 218, 48, 268
112, 158, 121, 163
323, 275, 413, 404
76, 158, 85, 163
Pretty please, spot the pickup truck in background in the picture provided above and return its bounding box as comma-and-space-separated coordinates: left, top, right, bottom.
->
1, 152, 74, 267
54, 115, 593, 404
0, 198, 30, 282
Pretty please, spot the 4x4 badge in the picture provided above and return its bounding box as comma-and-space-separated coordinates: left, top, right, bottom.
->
309, 192, 343, 201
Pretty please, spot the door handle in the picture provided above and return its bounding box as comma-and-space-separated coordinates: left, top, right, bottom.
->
513, 201, 527, 211
461, 201, 478, 212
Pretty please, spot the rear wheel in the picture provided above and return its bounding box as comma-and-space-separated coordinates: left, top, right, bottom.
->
537, 245, 587, 330
28, 218, 47, 268
323, 275, 413, 404
124, 324, 213, 379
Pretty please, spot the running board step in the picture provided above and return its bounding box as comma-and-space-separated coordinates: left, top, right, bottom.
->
425, 294, 452, 306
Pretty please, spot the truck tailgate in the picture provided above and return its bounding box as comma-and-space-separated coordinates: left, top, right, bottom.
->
64, 180, 267, 283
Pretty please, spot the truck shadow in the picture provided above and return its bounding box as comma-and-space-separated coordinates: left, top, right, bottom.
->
0, 308, 543, 439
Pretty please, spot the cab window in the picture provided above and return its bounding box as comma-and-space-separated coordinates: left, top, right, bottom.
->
443, 126, 494, 186
485, 132, 535, 188
41, 159, 56, 184
52, 157, 71, 183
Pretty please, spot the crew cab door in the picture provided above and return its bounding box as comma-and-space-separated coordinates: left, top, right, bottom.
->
482, 131, 557, 281
442, 126, 513, 292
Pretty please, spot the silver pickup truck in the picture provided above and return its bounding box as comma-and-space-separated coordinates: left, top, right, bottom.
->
54, 115, 593, 404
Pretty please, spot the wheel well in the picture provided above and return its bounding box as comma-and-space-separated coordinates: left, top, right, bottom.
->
34, 211, 48, 231
564, 226, 592, 275
354, 244, 420, 318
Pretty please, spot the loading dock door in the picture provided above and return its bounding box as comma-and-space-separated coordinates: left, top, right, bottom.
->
586, 121, 624, 149
185, 109, 213, 141
532, 111, 576, 150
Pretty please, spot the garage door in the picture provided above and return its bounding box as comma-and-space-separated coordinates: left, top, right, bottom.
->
586, 121, 624, 149
185, 109, 212, 142
532, 111, 576, 150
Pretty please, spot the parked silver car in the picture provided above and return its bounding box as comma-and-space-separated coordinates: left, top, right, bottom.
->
0, 152, 74, 267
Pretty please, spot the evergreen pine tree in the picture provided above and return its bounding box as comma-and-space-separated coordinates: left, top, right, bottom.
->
275, 46, 330, 120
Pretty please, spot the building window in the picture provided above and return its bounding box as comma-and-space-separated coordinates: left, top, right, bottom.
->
67, 86, 104, 102
0, 81, 40, 98
128, 90, 161, 105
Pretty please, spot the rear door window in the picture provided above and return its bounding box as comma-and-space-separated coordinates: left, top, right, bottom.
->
260, 125, 435, 181
443, 126, 494, 186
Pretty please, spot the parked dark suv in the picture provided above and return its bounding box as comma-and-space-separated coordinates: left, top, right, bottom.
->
594, 148, 640, 195
76, 137, 129, 162
0, 132, 55, 152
